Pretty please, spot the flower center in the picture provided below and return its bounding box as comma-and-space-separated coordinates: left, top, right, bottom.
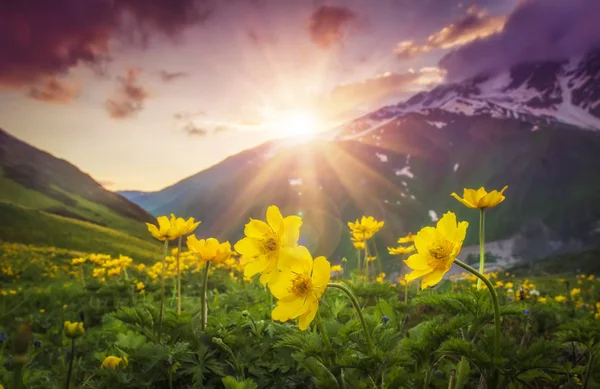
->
263, 237, 278, 253
290, 275, 313, 298
427, 239, 454, 268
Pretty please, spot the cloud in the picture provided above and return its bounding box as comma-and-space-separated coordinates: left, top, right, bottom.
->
330, 68, 446, 115
104, 68, 149, 119
184, 123, 209, 137
439, 0, 600, 80
307, 5, 356, 49
395, 6, 506, 59
174, 110, 205, 121
159, 70, 188, 82
27, 77, 81, 103
0, 0, 215, 89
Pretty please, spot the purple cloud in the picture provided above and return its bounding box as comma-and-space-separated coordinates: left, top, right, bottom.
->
439, 0, 600, 80
0, 0, 215, 89
307, 5, 356, 49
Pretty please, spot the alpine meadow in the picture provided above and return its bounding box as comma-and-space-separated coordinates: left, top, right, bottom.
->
1, 1, 600, 388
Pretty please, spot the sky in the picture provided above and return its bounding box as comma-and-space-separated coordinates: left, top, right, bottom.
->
1, 0, 599, 191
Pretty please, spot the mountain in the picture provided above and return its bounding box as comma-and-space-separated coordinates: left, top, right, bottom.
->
0, 128, 155, 240
121, 50, 600, 271
347, 48, 600, 134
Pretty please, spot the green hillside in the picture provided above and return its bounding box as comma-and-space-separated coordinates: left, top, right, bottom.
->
0, 202, 161, 263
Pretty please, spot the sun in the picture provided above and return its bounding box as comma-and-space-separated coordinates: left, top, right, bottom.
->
271, 110, 320, 138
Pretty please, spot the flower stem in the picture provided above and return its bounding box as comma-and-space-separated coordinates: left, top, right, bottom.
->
79, 267, 86, 288
356, 249, 361, 275
65, 338, 76, 389
477, 209, 485, 290
13, 363, 23, 389
158, 239, 169, 341
327, 282, 374, 353
453, 259, 500, 359
372, 239, 383, 277
176, 236, 183, 315
200, 261, 210, 331
583, 349, 595, 389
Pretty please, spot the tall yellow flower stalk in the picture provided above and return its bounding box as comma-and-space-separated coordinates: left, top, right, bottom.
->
167, 215, 200, 314
404, 211, 501, 359
387, 233, 415, 303
348, 216, 384, 278
451, 185, 507, 289
187, 236, 232, 331
146, 215, 197, 337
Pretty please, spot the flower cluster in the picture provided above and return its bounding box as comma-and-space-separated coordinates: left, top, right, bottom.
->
234, 206, 331, 330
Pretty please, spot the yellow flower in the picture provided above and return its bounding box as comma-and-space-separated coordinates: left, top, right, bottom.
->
570, 288, 581, 298
101, 356, 128, 369
397, 233, 415, 244
404, 212, 468, 289
376, 273, 386, 283
495, 281, 504, 288
169, 214, 201, 237
352, 239, 365, 250
93, 267, 106, 277
187, 236, 232, 265
451, 186, 508, 209
348, 216, 384, 240
63, 304, 68, 309
146, 216, 175, 241
588, 274, 595, 281
234, 205, 302, 285
504, 282, 514, 289
136, 282, 145, 293
136, 264, 146, 272
555, 295, 567, 303
268, 246, 330, 330
107, 267, 122, 276
538, 297, 547, 304
331, 265, 343, 273
387, 245, 415, 255
64, 321, 85, 339
71, 257, 86, 266
39, 309, 45, 313
366, 256, 376, 262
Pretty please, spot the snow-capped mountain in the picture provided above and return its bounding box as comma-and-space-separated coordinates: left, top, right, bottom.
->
339, 48, 600, 138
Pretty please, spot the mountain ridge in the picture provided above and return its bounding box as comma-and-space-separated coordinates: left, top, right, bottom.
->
0, 128, 154, 239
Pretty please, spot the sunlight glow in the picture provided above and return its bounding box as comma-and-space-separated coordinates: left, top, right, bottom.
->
267, 109, 322, 138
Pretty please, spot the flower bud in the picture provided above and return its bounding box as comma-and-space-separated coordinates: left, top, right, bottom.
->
64, 321, 85, 339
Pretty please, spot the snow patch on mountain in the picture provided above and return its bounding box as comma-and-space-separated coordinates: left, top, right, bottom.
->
336, 49, 600, 136
395, 166, 414, 178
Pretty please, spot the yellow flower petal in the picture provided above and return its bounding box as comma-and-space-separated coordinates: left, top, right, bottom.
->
234, 237, 261, 257
404, 253, 430, 270
413, 227, 437, 254
244, 219, 271, 238
272, 297, 305, 322
266, 205, 284, 234
436, 212, 458, 242
269, 270, 296, 300
279, 246, 312, 274
281, 215, 302, 247
298, 300, 319, 331
244, 256, 269, 278
421, 268, 447, 288
405, 267, 432, 282
311, 256, 331, 294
